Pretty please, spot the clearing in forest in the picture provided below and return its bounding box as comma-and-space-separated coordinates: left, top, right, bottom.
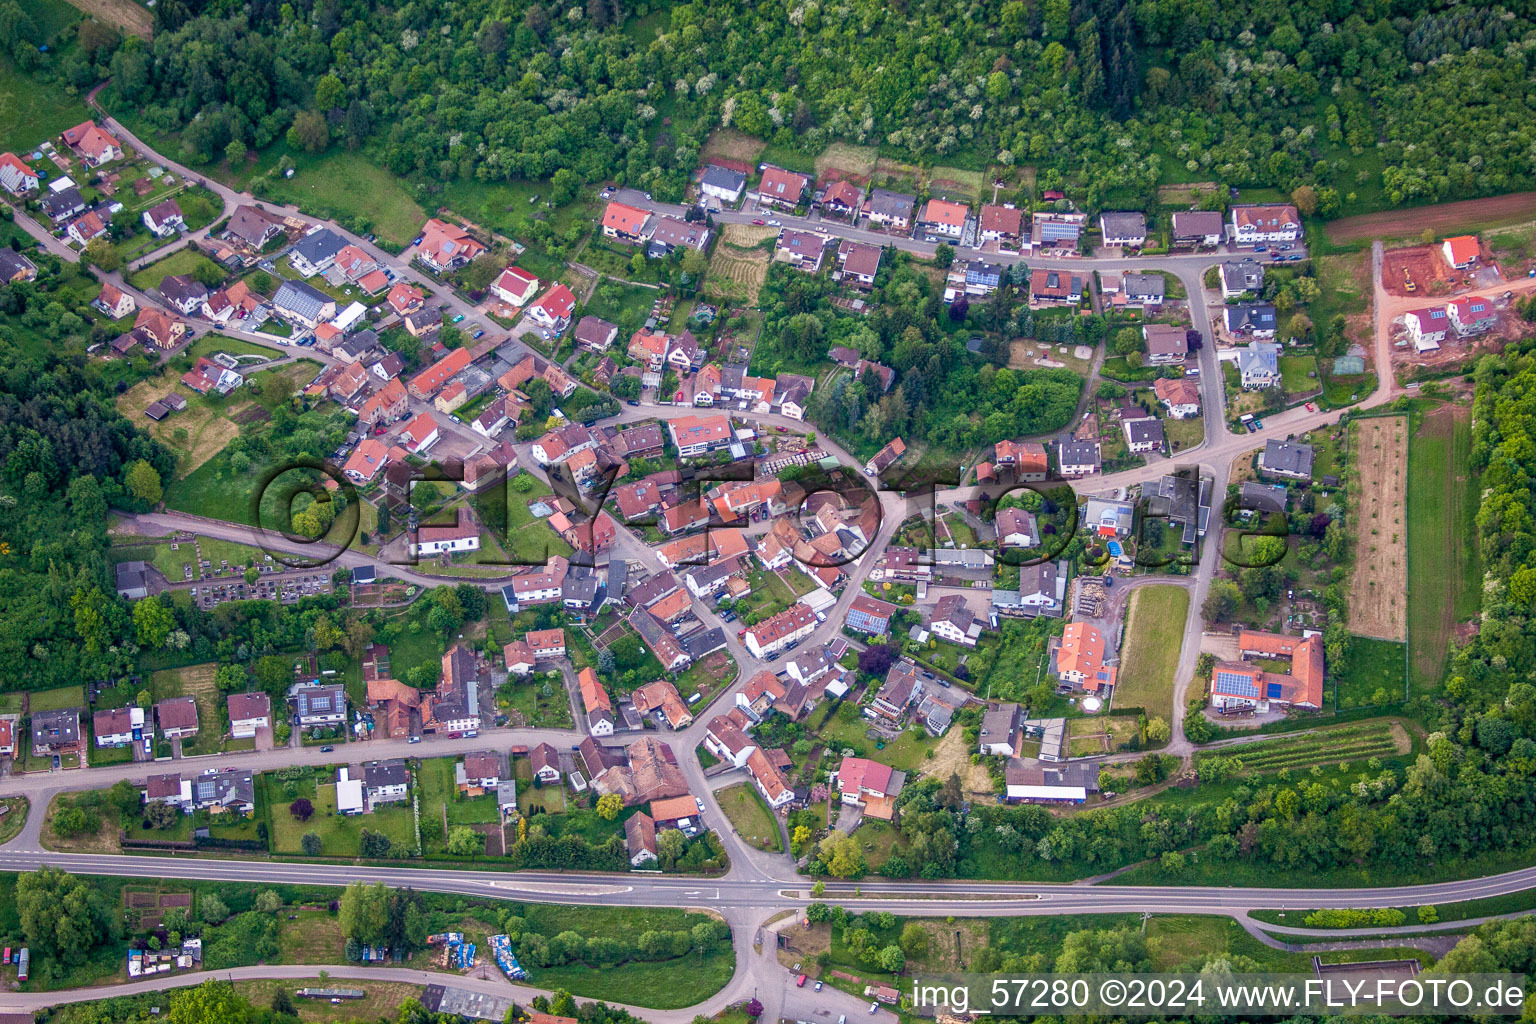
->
1348, 416, 1409, 641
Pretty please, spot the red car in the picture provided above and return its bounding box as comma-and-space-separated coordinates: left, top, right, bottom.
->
751, 218, 765, 226
796, 974, 807, 987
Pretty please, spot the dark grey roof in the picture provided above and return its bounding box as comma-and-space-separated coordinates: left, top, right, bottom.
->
159, 274, 207, 306
701, 164, 746, 192
40, 187, 85, 219
115, 560, 149, 593
1240, 481, 1290, 514
1126, 419, 1165, 445
1099, 211, 1147, 239
1058, 439, 1100, 466
1019, 560, 1059, 600
31, 707, 79, 747
868, 188, 915, 218
191, 769, 255, 809
0, 249, 35, 279
1226, 302, 1277, 332
292, 682, 346, 718
291, 228, 347, 266
683, 626, 727, 659
1123, 272, 1165, 299
274, 279, 332, 321
1262, 439, 1314, 479
1220, 259, 1265, 293
364, 759, 409, 789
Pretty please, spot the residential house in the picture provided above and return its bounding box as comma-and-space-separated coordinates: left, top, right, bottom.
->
1143, 323, 1187, 364
62, 120, 122, 165
1123, 272, 1165, 308
757, 166, 809, 209
502, 641, 536, 676
590, 736, 689, 806
773, 228, 829, 272
601, 202, 652, 242
648, 216, 710, 255
945, 259, 1003, 301
1171, 210, 1224, 248
846, 593, 898, 636
223, 205, 286, 250
290, 681, 347, 728
1030, 268, 1082, 305
1240, 481, 1290, 516
730, 747, 787, 811
1153, 376, 1202, 418
412, 508, 480, 557
499, 352, 576, 398
190, 769, 256, 815
632, 679, 693, 730
834, 240, 882, 288
871, 661, 922, 723
668, 414, 733, 457
1220, 259, 1265, 299
1224, 302, 1277, 338
1230, 204, 1302, 243
700, 164, 747, 204
977, 204, 1024, 250
421, 645, 482, 735
836, 755, 901, 819
630, 609, 691, 672
1124, 417, 1165, 453
743, 603, 816, 659
0, 249, 36, 284
865, 189, 915, 231
863, 437, 907, 476
994, 439, 1049, 480
180, 357, 243, 395
703, 710, 757, 768
527, 284, 576, 333
978, 702, 1021, 756
290, 229, 348, 276
403, 308, 441, 338
386, 281, 425, 316
93, 706, 143, 747
0, 152, 39, 194
458, 751, 505, 792
821, 180, 863, 220
408, 347, 471, 399
1004, 560, 1066, 616
1442, 235, 1480, 270
39, 186, 86, 222
1257, 439, 1314, 482
1405, 307, 1450, 351
31, 708, 80, 755
1210, 630, 1324, 709
66, 209, 109, 246
579, 667, 614, 736
227, 693, 270, 738
493, 266, 539, 307
155, 697, 199, 740
273, 279, 336, 329
1448, 295, 1496, 335
626, 812, 659, 867
416, 218, 486, 272
398, 411, 440, 453
142, 199, 185, 237
132, 308, 188, 349
930, 594, 983, 647
1055, 622, 1117, 691
527, 628, 566, 660
995, 507, 1038, 549
1032, 210, 1087, 249
1099, 211, 1147, 248
916, 198, 970, 241
574, 315, 619, 352
364, 760, 410, 804
160, 274, 208, 316
144, 773, 191, 809
500, 556, 570, 608
357, 378, 409, 430
1231, 341, 1281, 389
531, 743, 562, 783
531, 421, 596, 466
1082, 497, 1135, 540
94, 282, 135, 320
1057, 439, 1101, 478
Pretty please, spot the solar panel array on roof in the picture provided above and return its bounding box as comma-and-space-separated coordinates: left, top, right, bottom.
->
1216, 670, 1260, 698
1267, 681, 1283, 700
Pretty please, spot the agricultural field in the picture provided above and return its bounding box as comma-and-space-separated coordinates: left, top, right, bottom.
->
1326, 191, 1536, 245
1195, 720, 1410, 776
1406, 405, 1481, 691
1347, 416, 1409, 642
705, 224, 773, 305
1111, 585, 1189, 722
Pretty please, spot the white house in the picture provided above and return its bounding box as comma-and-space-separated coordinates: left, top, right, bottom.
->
1447, 295, 1496, 336
1230, 204, 1301, 244
226, 693, 271, 739
493, 266, 539, 307
1404, 307, 1449, 352
0, 153, 39, 195
1098, 211, 1147, 248
413, 509, 480, 557
142, 199, 186, 238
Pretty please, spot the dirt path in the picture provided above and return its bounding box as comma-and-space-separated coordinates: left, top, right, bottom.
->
65, 0, 153, 37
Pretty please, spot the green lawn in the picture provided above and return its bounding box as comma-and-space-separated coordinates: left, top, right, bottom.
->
815, 701, 934, 770
128, 249, 226, 292
232, 147, 425, 248
418, 756, 500, 826
268, 777, 417, 857
1334, 636, 1409, 707
0, 56, 90, 154
187, 335, 283, 362
1279, 355, 1319, 393
471, 474, 574, 564
496, 671, 574, 728
1406, 407, 1481, 692
584, 281, 665, 336
1111, 585, 1188, 722
29, 685, 85, 712
714, 783, 782, 852
515, 758, 567, 814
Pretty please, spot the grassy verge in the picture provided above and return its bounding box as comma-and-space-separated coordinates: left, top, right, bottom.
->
714, 783, 782, 852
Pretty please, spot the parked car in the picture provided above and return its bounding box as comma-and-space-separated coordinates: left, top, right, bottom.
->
452, 313, 465, 323
796, 975, 807, 987
870, 1003, 880, 1015
814, 981, 823, 992
472, 330, 485, 339
751, 218, 765, 226
766, 219, 782, 227
320, 745, 334, 752
411, 236, 424, 247
408, 736, 421, 744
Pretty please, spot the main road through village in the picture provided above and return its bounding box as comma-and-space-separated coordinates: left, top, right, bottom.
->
5, 96, 1528, 1021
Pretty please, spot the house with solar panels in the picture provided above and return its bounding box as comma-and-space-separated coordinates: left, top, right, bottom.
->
1209, 630, 1325, 711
